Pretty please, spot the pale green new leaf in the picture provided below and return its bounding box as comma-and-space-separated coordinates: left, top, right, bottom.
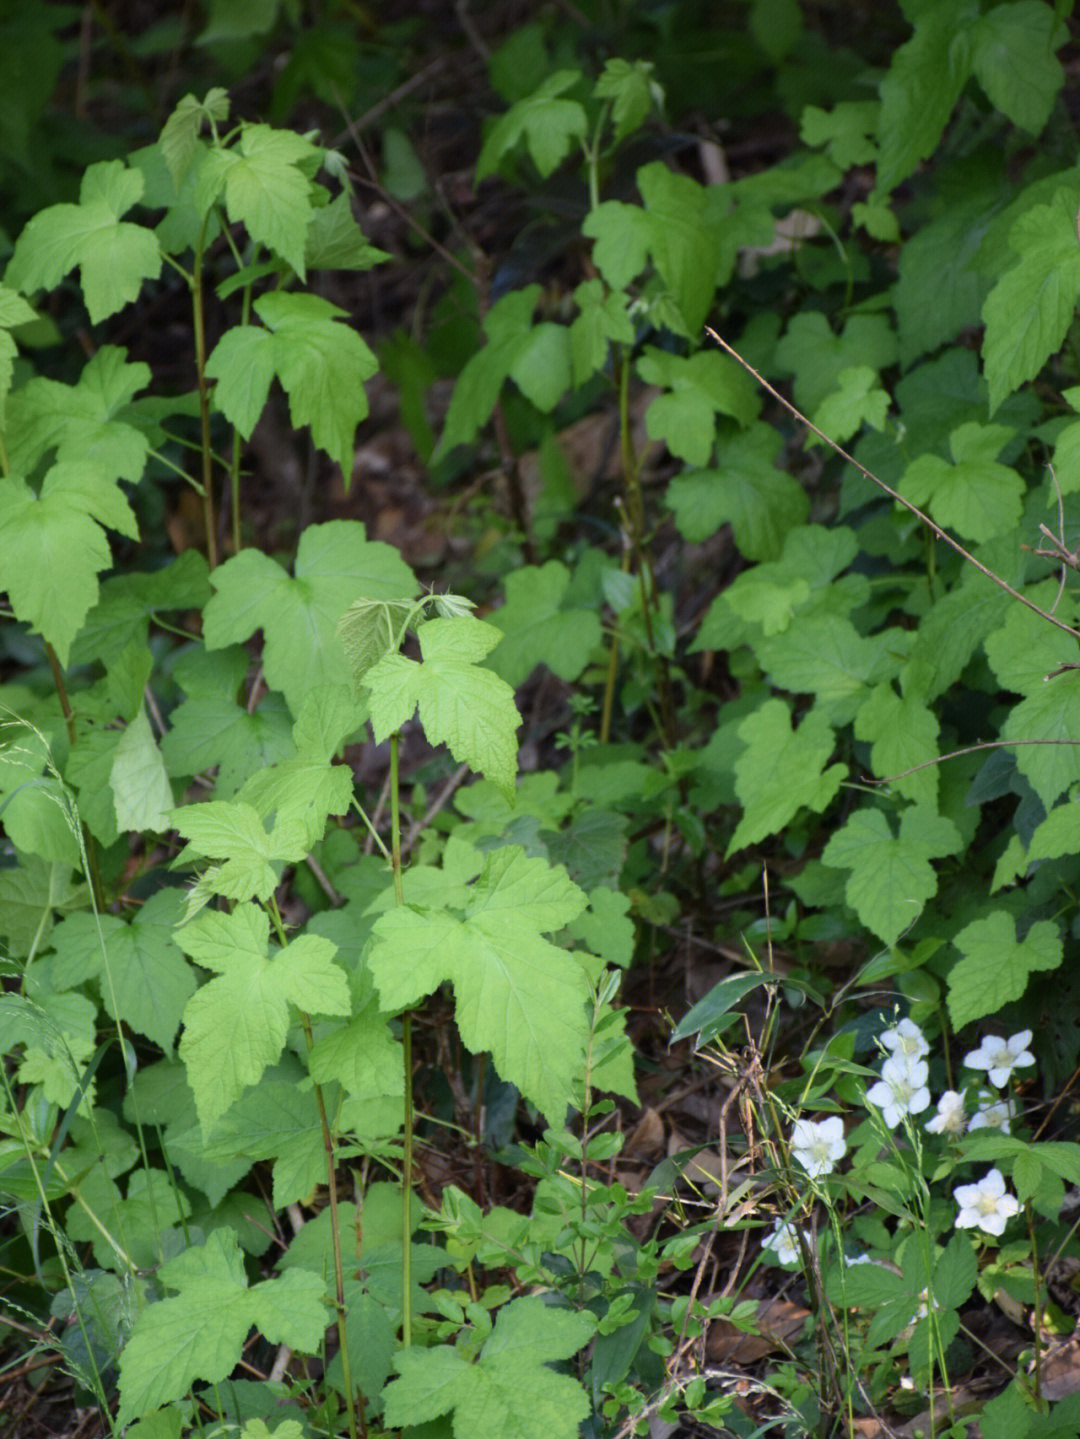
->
476, 70, 587, 180
202, 520, 417, 716
982, 190, 1080, 414
774, 311, 898, 415
176, 903, 349, 1130
159, 89, 230, 186
810, 366, 889, 445
593, 58, 657, 143
117, 1229, 326, 1425
365, 617, 519, 800
6, 159, 162, 322
208, 123, 318, 277
486, 561, 602, 686
948, 911, 1062, 1028
111, 709, 173, 834
337, 596, 418, 685
170, 799, 309, 907
822, 807, 962, 948
383, 1297, 594, 1439
728, 699, 846, 854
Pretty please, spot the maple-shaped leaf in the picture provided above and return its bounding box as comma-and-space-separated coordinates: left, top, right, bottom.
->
161, 645, 294, 798
206, 291, 378, 478
775, 310, 898, 415
435, 286, 571, 458
0, 461, 140, 664
727, 699, 846, 854
899, 421, 1023, 543
854, 682, 940, 810
486, 561, 602, 686
238, 684, 363, 847
202, 520, 417, 717
382, 1297, 594, 1439
6, 159, 161, 323
308, 964, 404, 1100
594, 57, 658, 143
169, 799, 309, 912
159, 88, 230, 186
364, 616, 519, 800
948, 911, 1062, 1029
175, 902, 350, 1130
983, 189, 1080, 414
199, 123, 318, 277
584, 163, 721, 335
305, 191, 389, 271
117, 1229, 326, 1425
758, 613, 904, 725
822, 806, 962, 948
7, 346, 151, 481
637, 347, 759, 467
337, 594, 420, 686
569, 278, 635, 386
475, 70, 587, 179
810, 365, 889, 444
49, 890, 195, 1052
666, 421, 808, 561
368, 846, 589, 1120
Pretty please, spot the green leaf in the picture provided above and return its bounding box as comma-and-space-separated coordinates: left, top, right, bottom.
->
875, 3, 976, 195
583, 163, 721, 334
110, 709, 173, 834
568, 279, 635, 386
476, 71, 587, 180
368, 847, 589, 1120
727, 699, 846, 854
6, 159, 162, 322
237, 684, 362, 848
175, 903, 349, 1131
982, 189, 1080, 415
434, 287, 570, 457
810, 366, 889, 445
364, 617, 519, 801
822, 806, 962, 948
305, 191, 387, 271
0, 466, 134, 665
948, 911, 1062, 1028
774, 311, 898, 415
382, 1296, 594, 1439
899, 422, 1024, 543
757, 614, 904, 723
666, 422, 808, 560
204, 123, 318, 277
50, 890, 194, 1056
159, 89, 230, 186
117, 1229, 326, 1425
637, 348, 760, 466
971, 1, 1067, 135
207, 292, 379, 478
202, 520, 417, 717
854, 683, 940, 809
593, 58, 657, 144
800, 101, 879, 169
337, 596, 418, 686
170, 800, 309, 910
486, 561, 602, 686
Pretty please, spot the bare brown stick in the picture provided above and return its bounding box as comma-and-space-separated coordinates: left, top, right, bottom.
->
704, 328, 1080, 643
864, 735, 1080, 786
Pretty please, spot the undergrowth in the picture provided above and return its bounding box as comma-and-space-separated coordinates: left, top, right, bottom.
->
4, 2, 1080, 1437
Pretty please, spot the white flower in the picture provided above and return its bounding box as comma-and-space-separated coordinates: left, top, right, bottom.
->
954, 1168, 1020, 1236
925, 1090, 967, 1137
790, 1116, 847, 1178
909, 1287, 940, 1326
968, 1090, 1017, 1135
880, 1018, 929, 1063
761, 1219, 805, 1267
866, 1056, 931, 1128
962, 1031, 1035, 1088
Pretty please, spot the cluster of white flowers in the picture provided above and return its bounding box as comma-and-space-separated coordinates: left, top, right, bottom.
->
761, 1021, 1033, 1264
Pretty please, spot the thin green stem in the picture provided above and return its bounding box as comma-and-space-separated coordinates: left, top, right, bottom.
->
1028, 1199, 1044, 1405
44, 642, 104, 911
390, 733, 413, 1348
268, 896, 364, 1439
191, 220, 218, 570
228, 263, 257, 556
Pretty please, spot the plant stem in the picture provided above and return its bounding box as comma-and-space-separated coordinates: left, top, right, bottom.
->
268, 897, 363, 1439
390, 732, 414, 1347
44, 641, 105, 911
191, 222, 218, 570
